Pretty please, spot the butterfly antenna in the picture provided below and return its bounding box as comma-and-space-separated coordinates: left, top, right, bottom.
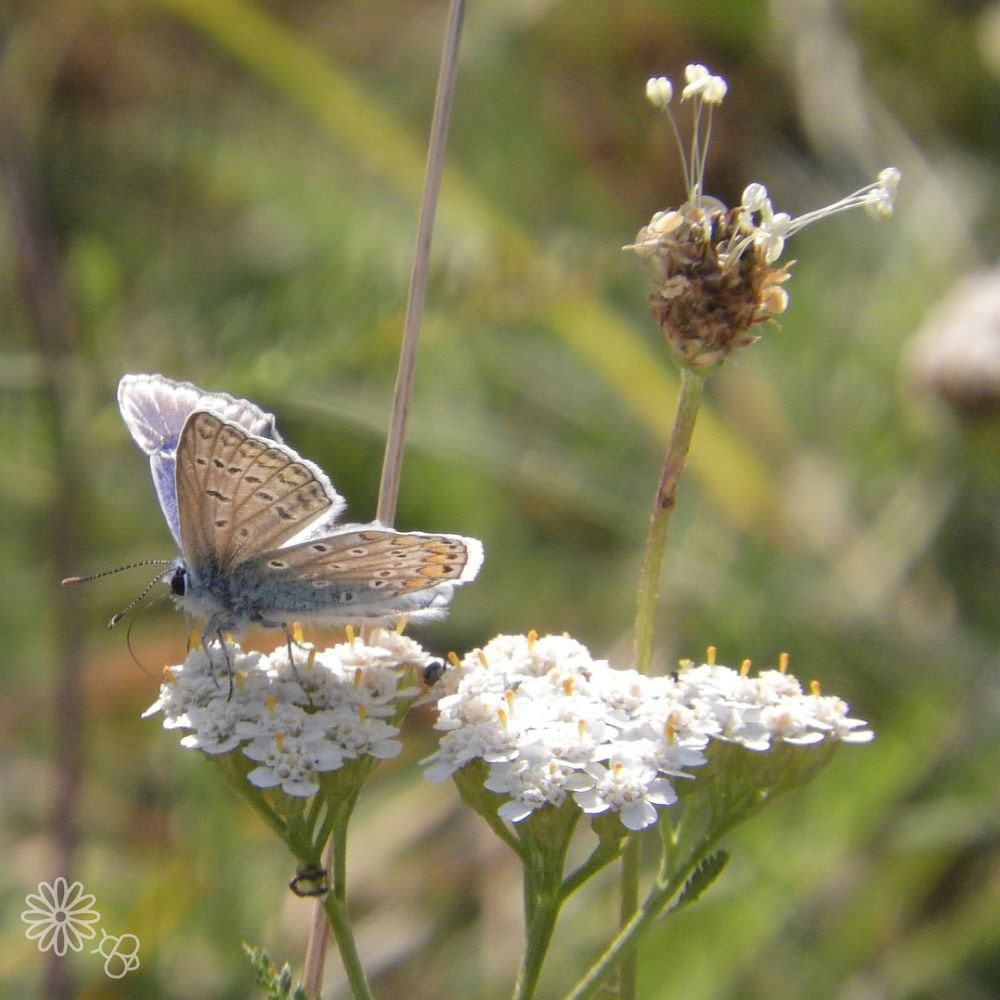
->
62, 558, 173, 587
108, 566, 174, 629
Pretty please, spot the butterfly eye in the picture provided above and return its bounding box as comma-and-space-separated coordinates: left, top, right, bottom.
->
170, 567, 187, 597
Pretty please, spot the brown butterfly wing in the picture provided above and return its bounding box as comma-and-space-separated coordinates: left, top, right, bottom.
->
175, 411, 338, 572
235, 528, 483, 621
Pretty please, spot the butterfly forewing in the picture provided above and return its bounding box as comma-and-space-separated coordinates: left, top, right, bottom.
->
176, 411, 337, 572
118, 373, 285, 547
118, 373, 283, 451
239, 528, 482, 619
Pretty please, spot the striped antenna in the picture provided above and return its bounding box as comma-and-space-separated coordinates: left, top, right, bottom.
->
62, 558, 173, 587
62, 558, 175, 630
108, 567, 174, 629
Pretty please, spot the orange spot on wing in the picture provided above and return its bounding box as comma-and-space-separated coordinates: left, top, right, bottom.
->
419, 564, 449, 578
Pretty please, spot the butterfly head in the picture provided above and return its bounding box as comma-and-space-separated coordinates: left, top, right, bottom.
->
169, 563, 188, 597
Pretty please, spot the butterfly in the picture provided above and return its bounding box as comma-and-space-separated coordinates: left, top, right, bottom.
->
101, 374, 482, 640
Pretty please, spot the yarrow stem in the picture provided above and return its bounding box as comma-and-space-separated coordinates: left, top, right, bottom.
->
568, 739, 838, 1000
514, 805, 578, 1000
319, 801, 374, 1000
566, 835, 709, 1000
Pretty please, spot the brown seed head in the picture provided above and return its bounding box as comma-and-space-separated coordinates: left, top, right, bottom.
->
630, 202, 790, 371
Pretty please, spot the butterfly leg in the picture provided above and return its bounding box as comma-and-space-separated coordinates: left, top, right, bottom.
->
218, 630, 235, 700
200, 627, 234, 700
279, 622, 314, 707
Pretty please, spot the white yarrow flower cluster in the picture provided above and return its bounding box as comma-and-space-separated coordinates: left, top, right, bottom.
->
144, 629, 423, 796
674, 661, 874, 750
424, 634, 873, 832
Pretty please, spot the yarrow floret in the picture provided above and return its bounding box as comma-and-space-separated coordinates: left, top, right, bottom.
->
423, 634, 872, 832
143, 628, 425, 796
627, 65, 900, 369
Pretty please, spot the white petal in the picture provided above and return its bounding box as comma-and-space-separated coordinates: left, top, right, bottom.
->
498, 800, 535, 822
621, 799, 658, 830
247, 766, 281, 789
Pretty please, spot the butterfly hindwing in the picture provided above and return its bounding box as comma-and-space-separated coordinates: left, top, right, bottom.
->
234, 528, 484, 621
175, 411, 341, 573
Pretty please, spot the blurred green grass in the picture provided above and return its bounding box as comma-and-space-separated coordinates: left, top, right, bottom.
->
2, 0, 998, 996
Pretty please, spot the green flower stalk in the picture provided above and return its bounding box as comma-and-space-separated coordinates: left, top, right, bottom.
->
627, 68, 899, 676
620, 63, 898, 998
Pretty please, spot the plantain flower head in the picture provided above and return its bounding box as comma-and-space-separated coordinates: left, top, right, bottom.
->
627, 65, 899, 370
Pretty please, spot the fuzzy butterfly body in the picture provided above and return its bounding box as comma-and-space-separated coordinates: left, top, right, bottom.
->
117, 374, 482, 638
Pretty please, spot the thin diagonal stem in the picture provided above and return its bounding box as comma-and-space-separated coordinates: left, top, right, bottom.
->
305, 2, 467, 991
302, 835, 334, 994
559, 839, 623, 899
620, 364, 704, 999
633, 365, 705, 674
376, 0, 466, 526
564, 843, 711, 1000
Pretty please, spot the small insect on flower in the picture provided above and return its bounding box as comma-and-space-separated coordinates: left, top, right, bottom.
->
627, 66, 899, 371
422, 658, 448, 686
289, 863, 328, 898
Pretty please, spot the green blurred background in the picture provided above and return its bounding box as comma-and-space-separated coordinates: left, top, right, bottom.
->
2, 0, 998, 996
